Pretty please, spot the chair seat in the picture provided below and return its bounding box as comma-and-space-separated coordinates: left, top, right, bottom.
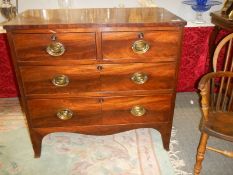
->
202, 111, 233, 142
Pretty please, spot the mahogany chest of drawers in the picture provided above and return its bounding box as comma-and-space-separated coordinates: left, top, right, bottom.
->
4, 7, 186, 157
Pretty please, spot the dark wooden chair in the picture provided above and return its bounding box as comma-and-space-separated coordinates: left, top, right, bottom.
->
194, 71, 233, 175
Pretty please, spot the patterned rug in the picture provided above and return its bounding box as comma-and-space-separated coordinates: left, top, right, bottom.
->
0, 98, 185, 175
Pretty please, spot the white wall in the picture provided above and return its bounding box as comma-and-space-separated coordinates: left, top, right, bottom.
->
0, 0, 224, 26
155, 0, 223, 26
4, 0, 140, 11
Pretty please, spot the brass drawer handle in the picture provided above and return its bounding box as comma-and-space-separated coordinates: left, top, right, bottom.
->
131, 105, 146, 117
46, 42, 65, 56
57, 109, 73, 120
131, 72, 148, 84
132, 40, 150, 54
52, 75, 69, 87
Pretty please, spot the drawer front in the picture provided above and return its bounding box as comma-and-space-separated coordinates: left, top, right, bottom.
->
27, 95, 173, 128
101, 95, 173, 124
13, 33, 96, 62
20, 66, 100, 96
27, 98, 101, 128
100, 63, 176, 91
102, 31, 180, 62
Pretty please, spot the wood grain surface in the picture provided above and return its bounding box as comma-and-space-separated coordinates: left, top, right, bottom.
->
13, 32, 97, 62
20, 65, 100, 95
102, 31, 180, 62
100, 63, 176, 91
4, 8, 186, 30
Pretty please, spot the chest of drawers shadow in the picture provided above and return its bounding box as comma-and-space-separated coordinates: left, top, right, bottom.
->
4, 7, 186, 158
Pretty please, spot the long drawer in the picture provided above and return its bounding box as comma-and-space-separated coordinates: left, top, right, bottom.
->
102, 31, 180, 62
20, 63, 176, 96
12, 32, 96, 62
27, 95, 172, 128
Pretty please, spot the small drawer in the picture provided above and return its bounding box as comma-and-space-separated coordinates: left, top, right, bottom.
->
13, 32, 96, 62
27, 98, 101, 128
101, 95, 173, 125
100, 63, 176, 91
102, 31, 180, 62
20, 66, 100, 96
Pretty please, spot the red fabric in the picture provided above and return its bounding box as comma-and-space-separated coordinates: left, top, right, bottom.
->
0, 34, 19, 97
177, 27, 213, 92
0, 27, 228, 97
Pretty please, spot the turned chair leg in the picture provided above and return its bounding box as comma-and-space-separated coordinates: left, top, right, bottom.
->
194, 132, 209, 175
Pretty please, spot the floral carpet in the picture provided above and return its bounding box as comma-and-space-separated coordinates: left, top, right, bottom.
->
0, 98, 183, 175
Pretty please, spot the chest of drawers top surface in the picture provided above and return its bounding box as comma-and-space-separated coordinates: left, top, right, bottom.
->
3, 7, 186, 30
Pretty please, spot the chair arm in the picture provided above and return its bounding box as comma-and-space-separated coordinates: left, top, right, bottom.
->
198, 71, 233, 91
198, 71, 233, 121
